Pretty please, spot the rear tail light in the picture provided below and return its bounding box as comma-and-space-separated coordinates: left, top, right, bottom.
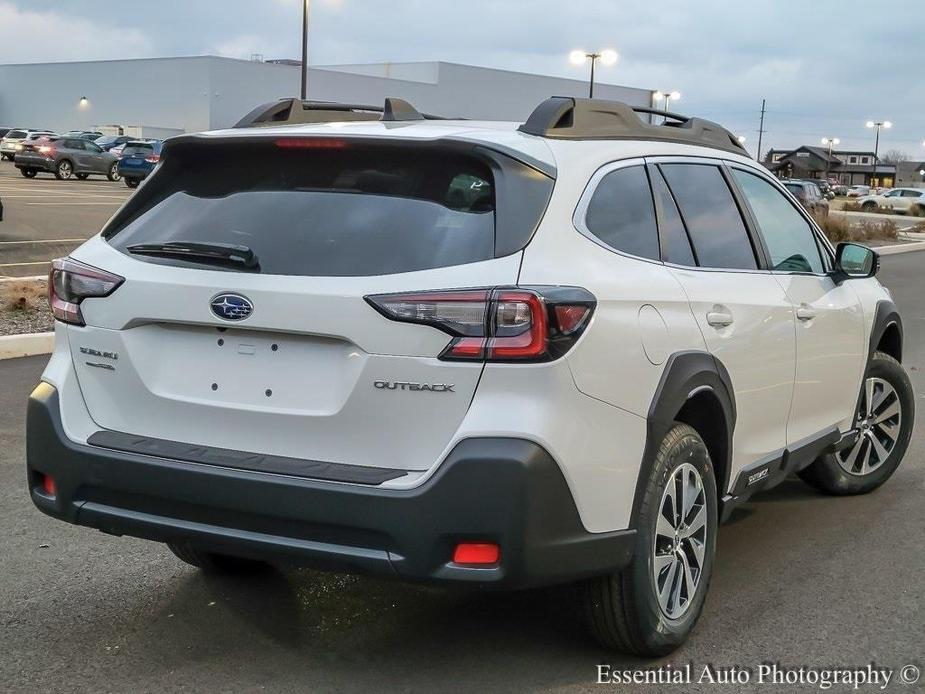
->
38, 145, 55, 156
366, 286, 595, 362
48, 257, 123, 326
453, 542, 500, 565
145, 154, 160, 163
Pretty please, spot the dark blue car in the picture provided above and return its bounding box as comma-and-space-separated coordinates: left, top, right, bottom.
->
117, 140, 163, 188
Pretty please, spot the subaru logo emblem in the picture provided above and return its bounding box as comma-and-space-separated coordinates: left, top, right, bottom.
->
210, 293, 254, 321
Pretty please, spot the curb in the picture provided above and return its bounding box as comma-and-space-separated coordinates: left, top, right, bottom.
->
0, 332, 54, 360
876, 241, 925, 256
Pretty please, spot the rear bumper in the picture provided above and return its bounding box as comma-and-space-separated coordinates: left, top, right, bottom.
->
27, 382, 634, 588
15, 156, 54, 171
116, 164, 152, 179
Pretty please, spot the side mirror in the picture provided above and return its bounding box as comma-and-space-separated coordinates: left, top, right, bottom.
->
833, 242, 879, 282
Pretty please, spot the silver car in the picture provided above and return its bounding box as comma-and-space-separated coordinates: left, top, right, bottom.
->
0, 128, 55, 160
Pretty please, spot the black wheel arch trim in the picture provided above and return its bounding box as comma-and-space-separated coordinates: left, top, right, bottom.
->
868, 299, 902, 363
630, 350, 736, 528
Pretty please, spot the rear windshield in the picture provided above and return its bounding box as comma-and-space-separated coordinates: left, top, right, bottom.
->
106, 143, 502, 277
121, 143, 155, 156
7, 130, 25, 139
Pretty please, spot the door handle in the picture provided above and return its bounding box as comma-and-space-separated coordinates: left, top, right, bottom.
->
706, 310, 734, 327
796, 305, 817, 321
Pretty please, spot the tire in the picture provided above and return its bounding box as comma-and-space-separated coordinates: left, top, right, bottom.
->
862, 201, 877, 212
107, 162, 121, 182
799, 352, 913, 495
54, 159, 73, 180
124, 177, 139, 188
0, 153, 9, 161
75, 173, 89, 180
20, 168, 36, 178
582, 423, 718, 655
167, 541, 268, 574
911, 205, 925, 218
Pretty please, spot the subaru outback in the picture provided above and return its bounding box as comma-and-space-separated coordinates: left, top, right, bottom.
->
26, 96, 913, 655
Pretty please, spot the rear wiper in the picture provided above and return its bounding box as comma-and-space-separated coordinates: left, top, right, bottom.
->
126, 241, 260, 271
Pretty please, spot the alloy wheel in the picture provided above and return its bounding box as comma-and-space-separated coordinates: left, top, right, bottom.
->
58, 161, 72, 179
837, 377, 901, 475
653, 462, 707, 620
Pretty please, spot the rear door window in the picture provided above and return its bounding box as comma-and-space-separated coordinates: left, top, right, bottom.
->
106, 143, 518, 277
659, 164, 758, 270
583, 165, 659, 260
649, 167, 695, 266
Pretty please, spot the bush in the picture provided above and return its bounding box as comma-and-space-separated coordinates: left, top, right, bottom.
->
820, 215, 898, 244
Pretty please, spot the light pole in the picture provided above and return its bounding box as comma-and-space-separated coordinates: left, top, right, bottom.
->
300, 0, 310, 100
570, 49, 618, 98
652, 90, 681, 113
866, 120, 891, 188
821, 137, 840, 180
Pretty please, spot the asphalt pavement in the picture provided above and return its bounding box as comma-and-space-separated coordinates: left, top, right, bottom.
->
1, 255, 924, 693
0, 159, 132, 277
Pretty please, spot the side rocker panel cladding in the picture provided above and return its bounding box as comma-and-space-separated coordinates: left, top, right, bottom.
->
630, 351, 736, 527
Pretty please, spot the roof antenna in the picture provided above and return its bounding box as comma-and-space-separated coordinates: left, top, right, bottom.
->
381, 97, 425, 122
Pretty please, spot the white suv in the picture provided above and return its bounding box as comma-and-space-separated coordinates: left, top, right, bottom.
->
27, 97, 913, 655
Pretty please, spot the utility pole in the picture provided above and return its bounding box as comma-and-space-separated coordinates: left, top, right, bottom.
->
756, 99, 766, 163
300, 0, 309, 100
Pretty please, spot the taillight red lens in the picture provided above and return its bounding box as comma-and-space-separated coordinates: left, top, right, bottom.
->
453, 542, 500, 565
145, 154, 160, 163
366, 286, 595, 363
48, 257, 124, 326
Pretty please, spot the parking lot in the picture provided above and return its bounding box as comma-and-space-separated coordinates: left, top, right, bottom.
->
1, 251, 922, 692
0, 159, 132, 277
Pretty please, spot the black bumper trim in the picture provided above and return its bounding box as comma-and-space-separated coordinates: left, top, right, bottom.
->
87, 429, 406, 485
27, 382, 635, 588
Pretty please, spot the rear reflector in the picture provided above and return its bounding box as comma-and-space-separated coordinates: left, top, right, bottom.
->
40, 473, 56, 497
366, 286, 595, 363
453, 542, 500, 565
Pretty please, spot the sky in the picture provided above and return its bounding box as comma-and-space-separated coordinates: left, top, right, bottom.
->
1, 0, 923, 159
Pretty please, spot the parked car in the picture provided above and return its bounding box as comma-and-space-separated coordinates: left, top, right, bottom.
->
94, 135, 133, 152
832, 184, 848, 196
116, 140, 163, 188
783, 180, 829, 221
0, 128, 55, 160
847, 185, 871, 198
857, 188, 925, 216
811, 178, 835, 200
61, 130, 103, 140
14, 136, 121, 180
27, 96, 913, 656
0, 127, 12, 139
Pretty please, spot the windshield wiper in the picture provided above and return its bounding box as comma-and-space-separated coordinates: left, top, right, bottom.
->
126, 241, 259, 271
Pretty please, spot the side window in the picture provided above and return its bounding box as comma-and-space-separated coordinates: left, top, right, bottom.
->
65, 139, 84, 150
901, 190, 920, 198
731, 169, 824, 274
659, 164, 758, 270
649, 167, 695, 266
584, 165, 659, 260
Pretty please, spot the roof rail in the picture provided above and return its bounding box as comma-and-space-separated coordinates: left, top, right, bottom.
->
518, 97, 748, 156
234, 97, 445, 128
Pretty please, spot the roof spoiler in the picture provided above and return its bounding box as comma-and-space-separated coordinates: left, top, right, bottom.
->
234, 97, 447, 128
518, 96, 748, 156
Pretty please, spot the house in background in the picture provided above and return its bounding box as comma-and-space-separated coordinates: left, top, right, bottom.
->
764, 146, 896, 187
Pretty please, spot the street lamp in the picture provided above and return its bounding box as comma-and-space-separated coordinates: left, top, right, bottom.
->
821, 137, 840, 179
652, 90, 681, 113
569, 49, 618, 98
866, 120, 891, 188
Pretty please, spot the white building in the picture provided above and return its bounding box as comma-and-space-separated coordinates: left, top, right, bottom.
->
0, 56, 654, 135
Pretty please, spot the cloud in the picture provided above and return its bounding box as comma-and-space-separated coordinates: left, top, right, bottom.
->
0, 1, 154, 63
